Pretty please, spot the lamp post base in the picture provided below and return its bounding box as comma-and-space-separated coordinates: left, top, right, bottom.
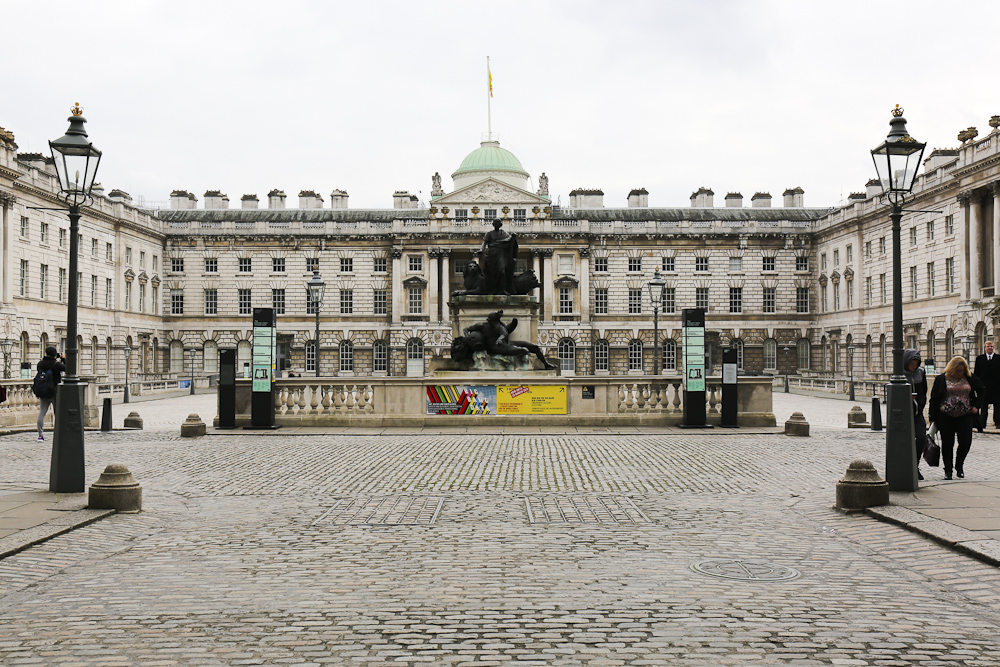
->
50, 381, 87, 493
884, 380, 918, 492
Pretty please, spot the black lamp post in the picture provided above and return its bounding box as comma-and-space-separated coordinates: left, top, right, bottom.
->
0, 338, 12, 379
123, 345, 132, 404
847, 344, 856, 401
871, 105, 926, 492
186, 348, 197, 395
306, 269, 326, 378
48, 103, 101, 493
647, 270, 666, 376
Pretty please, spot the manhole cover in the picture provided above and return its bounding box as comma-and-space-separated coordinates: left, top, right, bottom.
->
524, 496, 651, 524
313, 496, 443, 526
691, 558, 800, 582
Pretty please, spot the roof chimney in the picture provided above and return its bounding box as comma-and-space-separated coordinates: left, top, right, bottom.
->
330, 189, 349, 209
267, 189, 286, 209
627, 188, 649, 208
725, 192, 743, 208
782, 187, 804, 207
203, 190, 229, 209
751, 192, 771, 208
241, 194, 259, 210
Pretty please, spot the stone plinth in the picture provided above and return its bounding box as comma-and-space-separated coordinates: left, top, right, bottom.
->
180, 413, 206, 437
88, 464, 142, 513
847, 405, 869, 429
449, 294, 540, 345
784, 411, 809, 436
124, 411, 143, 429
836, 459, 890, 511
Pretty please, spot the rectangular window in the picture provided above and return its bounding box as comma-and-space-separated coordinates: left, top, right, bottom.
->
946, 257, 956, 292
204, 289, 217, 315
796, 255, 808, 271
594, 342, 608, 372
833, 249, 839, 266
595, 288, 608, 314
763, 287, 775, 313
205, 258, 218, 273
696, 257, 709, 272
106, 277, 112, 308
40, 223, 48, 244
59, 269, 66, 302
139, 284, 145, 312
696, 287, 709, 310
866, 277, 872, 306
945, 214, 954, 235
559, 255, 574, 273
629, 288, 642, 314
19, 260, 26, 297
373, 343, 388, 372
909, 227, 917, 246
125, 281, 132, 310
340, 289, 354, 314
910, 265, 918, 299
306, 291, 319, 315
927, 262, 935, 297
140, 251, 146, 267
821, 253, 827, 270
92, 238, 99, 257
125, 246, 132, 264
305, 341, 316, 373
407, 287, 423, 314
454, 209, 468, 221
865, 241, 872, 259
927, 221, 935, 241
846, 280, 854, 309
91, 275, 98, 306
762, 256, 775, 272
20, 216, 28, 237
239, 257, 252, 272
272, 289, 286, 314
663, 287, 676, 314
559, 287, 573, 314
513, 208, 526, 220
373, 289, 387, 315
39, 265, 47, 299
171, 258, 184, 273
662, 256, 675, 272
306, 257, 319, 272
821, 285, 827, 312
408, 255, 422, 272
628, 257, 642, 272
152, 255, 158, 271
340, 257, 353, 273
171, 289, 184, 315
729, 287, 743, 313
833, 283, 840, 310
152, 285, 158, 314
340, 343, 354, 372
483, 209, 497, 220
846, 245, 853, 263
796, 286, 810, 313
373, 256, 387, 273
729, 257, 743, 272
880, 237, 886, 254
239, 289, 252, 315
272, 257, 286, 273
663, 341, 676, 371
595, 256, 608, 272
60, 228, 67, 247
880, 273, 887, 304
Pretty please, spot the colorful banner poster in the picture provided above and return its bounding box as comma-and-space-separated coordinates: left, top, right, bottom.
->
497, 385, 567, 415
426, 385, 496, 415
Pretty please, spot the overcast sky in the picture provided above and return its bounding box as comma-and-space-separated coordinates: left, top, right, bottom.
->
3, 0, 995, 210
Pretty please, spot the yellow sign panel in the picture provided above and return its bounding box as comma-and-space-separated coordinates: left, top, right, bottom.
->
497, 385, 567, 415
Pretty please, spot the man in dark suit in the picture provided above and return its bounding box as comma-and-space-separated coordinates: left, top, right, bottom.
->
974, 340, 1000, 431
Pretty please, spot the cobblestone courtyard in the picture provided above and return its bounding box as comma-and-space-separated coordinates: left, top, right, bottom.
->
2, 393, 1000, 665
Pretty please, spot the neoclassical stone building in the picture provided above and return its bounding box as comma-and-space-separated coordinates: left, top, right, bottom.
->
3, 118, 1000, 384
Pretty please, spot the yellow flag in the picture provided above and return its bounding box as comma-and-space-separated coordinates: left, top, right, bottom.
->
489, 66, 493, 97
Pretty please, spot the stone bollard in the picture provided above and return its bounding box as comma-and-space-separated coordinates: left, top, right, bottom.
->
123, 411, 143, 429
847, 405, 869, 429
88, 464, 142, 513
784, 411, 810, 436
180, 413, 206, 437
836, 459, 889, 511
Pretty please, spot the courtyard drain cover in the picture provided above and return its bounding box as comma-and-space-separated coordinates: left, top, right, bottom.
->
524, 496, 651, 524
313, 496, 443, 526
691, 558, 800, 582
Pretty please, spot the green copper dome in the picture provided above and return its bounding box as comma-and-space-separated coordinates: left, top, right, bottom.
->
452, 141, 529, 178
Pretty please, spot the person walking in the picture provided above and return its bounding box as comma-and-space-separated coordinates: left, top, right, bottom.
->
903, 349, 928, 480
33, 346, 64, 442
973, 340, 1000, 432
929, 356, 983, 480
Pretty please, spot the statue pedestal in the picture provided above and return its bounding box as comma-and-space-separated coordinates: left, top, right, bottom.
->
448, 294, 540, 345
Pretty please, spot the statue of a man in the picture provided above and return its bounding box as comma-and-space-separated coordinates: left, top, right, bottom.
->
538, 172, 549, 196
451, 310, 556, 369
432, 172, 442, 191
479, 219, 518, 295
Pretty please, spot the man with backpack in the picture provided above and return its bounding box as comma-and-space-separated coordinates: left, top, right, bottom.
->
34, 347, 65, 442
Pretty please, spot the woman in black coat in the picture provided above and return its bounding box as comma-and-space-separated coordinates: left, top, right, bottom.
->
928, 355, 984, 479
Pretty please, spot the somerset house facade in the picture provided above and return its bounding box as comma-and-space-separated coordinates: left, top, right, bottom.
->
2, 117, 1000, 386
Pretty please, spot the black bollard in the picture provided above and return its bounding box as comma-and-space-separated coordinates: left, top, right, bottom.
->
101, 397, 113, 432
870, 396, 883, 432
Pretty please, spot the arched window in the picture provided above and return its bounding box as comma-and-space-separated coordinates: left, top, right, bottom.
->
797, 338, 810, 370
763, 339, 777, 370
662, 339, 676, 372
593, 339, 609, 372
237, 340, 251, 376
975, 322, 987, 355
340, 340, 354, 373
406, 338, 424, 377
945, 329, 954, 360
170, 340, 184, 373
305, 340, 317, 372
203, 340, 218, 374
557, 338, 575, 373
20, 331, 29, 365
628, 339, 643, 373
373, 340, 388, 373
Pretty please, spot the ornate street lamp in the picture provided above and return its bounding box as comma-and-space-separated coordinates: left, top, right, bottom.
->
185, 348, 197, 395
0, 338, 12, 379
647, 270, 667, 376
48, 103, 102, 493
123, 345, 132, 404
847, 344, 856, 401
306, 269, 326, 377
964, 336, 974, 362
871, 105, 926, 492
783, 345, 790, 393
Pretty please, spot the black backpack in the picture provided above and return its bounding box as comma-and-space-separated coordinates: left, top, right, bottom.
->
32, 368, 56, 399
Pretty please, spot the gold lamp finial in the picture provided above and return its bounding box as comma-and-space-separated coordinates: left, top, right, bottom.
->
891, 104, 904, 118
71, 103, 83, 117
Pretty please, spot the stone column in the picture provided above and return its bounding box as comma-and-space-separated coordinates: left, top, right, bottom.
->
428, 249, 440, 325
440, 250, 451, 324
391, 248, 403, 324
0, 193, 13, 303
579, 248, 591, 323
970, 193, 982, 300
541, 250, 554, 323
992, 183, 1000, 295
958, 192, 972, 302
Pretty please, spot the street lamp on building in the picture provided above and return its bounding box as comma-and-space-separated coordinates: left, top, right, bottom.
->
306, 269, 326, 378
847, 344, 856, 401
647, 270, 667, 376
185, 348, 197, 395
871, 105, 926, 492
964, 336, 974, 362
0, 339, 12, 379
47, 103, 102, 493
123, 345, 132, 404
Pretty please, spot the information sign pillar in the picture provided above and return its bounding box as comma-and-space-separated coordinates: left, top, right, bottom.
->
247, 308, 279, 429
681, 308, 710, 428
721, 347, 738, 428
218, 348, 237, 429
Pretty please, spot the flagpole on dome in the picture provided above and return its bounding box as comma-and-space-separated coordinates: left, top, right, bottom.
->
487, 56, 492, 141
